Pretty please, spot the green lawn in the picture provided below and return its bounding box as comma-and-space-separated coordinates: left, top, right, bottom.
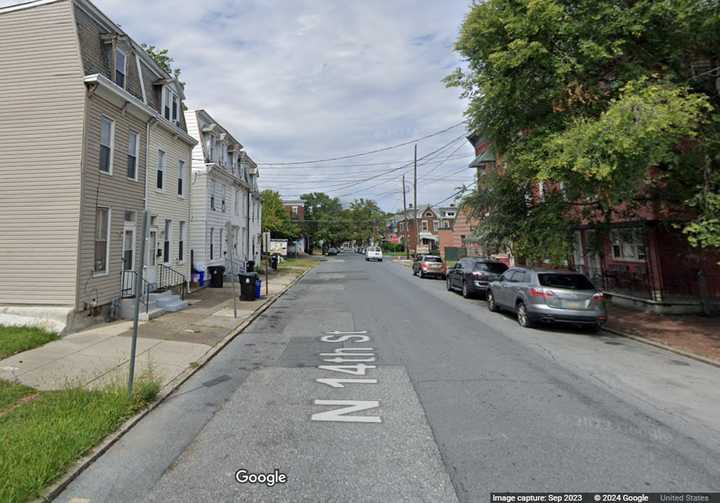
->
0, 326, 59, 360
0, 378, 159, 503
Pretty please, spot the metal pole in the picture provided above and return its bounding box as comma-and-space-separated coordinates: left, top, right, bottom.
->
128, 209, 148, 398
413, 144, 418, 256
265, 254, 269, 297
402, 175, 409, 259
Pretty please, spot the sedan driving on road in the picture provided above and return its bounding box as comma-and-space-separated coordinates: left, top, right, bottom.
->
412, 255, 446, 279
487, 268, 607, 329
446, 257, 508, 298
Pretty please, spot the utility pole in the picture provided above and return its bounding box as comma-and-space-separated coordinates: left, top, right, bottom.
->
413, 144, 418, 257
402, 175, 409, 259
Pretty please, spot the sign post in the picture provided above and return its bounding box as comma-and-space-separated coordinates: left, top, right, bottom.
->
128, 209, 148, 398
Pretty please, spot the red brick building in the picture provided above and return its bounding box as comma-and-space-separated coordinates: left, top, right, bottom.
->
282, 198, 305, 222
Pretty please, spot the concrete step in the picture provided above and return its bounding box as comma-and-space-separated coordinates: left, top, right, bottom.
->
149, 292, 183, 308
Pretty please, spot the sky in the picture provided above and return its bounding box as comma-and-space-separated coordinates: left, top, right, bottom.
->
4, 0, 476, 211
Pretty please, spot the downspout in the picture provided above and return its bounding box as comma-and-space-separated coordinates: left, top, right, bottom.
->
246, 189, 251, 262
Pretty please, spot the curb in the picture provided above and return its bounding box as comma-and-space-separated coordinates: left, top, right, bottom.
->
601, 326, 720, 369
40, 267, 312, 502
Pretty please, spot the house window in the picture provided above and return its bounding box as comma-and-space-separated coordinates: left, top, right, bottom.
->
157, 150, 165, 190
210, 228, 214, 259
124, 210, 136, 223
177, 160, 185, 196
99, 116, 114, 173
235, 190, 240, 216
207, 136, 215, 162
219, 229, 223, 258
611, 228, 647, 262
115, 48, 126, 88
163, 219, 171, 263
163, 87, 177, 122
127, 131, 139, 180
292, 206, 298, 217
421, 220, 429, 232
94, 207, 110, 274
178, 221, 186, 262
538, 181, 545, 201
433, 220, 439, 231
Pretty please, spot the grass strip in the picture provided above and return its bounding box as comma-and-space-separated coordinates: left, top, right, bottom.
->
0, 326, 59, 359
0, 379, 34, 411
0, 378, 159, 503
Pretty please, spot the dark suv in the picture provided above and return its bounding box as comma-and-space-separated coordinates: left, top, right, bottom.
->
446, 257, 508, 298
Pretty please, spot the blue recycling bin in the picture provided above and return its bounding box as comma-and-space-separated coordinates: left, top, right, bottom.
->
256, 278, 262, 299
198, 271, 205, 287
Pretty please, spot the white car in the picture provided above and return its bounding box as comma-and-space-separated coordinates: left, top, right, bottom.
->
365, 246, 383, 262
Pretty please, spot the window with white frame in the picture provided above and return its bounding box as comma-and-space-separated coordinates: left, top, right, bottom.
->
99, 116, 114, 173
221, 185, 226, 212
163, 87, 178, 123
210, 228, 214, 259
177, 160, 185, 196
94, 207, 110, 274
611, 228, 647, 261
433, 220, 439, 231
210, 181, 216, 211
235, 190, 240, 216
178, 221, 186, 262
127, 131, 139, 180
157, 150, 165, 190
219, 228, 223, 258
115, 48, 126, 88
421, 220, 429, 232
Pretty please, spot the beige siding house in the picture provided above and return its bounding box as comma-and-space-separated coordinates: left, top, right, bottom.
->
0, 0, 196, 333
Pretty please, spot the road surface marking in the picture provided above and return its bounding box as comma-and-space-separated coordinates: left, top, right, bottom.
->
316, 378, 378, 388
311, 400, 382, 423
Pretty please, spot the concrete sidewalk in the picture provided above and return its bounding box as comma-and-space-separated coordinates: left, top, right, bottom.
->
0, 270, 302, 390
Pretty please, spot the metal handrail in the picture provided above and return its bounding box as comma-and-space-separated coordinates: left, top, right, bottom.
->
121, 270, 152, 313
158, 263, 188, 299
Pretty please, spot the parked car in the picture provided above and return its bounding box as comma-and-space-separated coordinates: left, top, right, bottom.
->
327, 247, 339, 256
487, 268, 607, 329
365, 246, 383, 261
412, 255, 446, 279
446, 257, 508, 298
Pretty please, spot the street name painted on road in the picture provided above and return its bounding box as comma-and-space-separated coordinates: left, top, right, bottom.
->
311, 330, 382, 423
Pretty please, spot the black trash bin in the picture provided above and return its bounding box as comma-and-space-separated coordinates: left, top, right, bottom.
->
246, 260, 255, 273
238, 272, 258, 300
271, 254, 279, 271
208, 266, 225, 288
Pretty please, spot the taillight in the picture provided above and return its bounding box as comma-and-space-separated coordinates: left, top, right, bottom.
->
421, 263, 428, 270
529, 287, 554, 299
592, 293, 604, 303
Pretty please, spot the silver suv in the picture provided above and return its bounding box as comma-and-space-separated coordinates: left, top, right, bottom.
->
487, 268, 607, 330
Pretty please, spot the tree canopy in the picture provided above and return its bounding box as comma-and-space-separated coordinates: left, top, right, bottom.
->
261, 190, 300, 239
448, 0, 720, 261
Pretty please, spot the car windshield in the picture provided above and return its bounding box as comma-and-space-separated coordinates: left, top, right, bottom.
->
423, 256, 442, 263
538, 273, 595, 290
475, 262, 508, 273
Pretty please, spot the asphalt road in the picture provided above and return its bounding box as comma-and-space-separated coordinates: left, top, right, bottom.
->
57, 255, 720, 503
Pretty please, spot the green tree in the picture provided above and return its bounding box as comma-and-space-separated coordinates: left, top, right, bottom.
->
261, 190, 299, 239
448, 0, 720, 257
141, 44, 184, 85
347, 198, 386, 245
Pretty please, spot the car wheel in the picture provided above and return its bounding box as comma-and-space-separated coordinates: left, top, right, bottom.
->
487, 291, 498, 312
516, 302, 533, 328
462, 281, 471, 298
419, 270, 424, 279
446, 277, 452, 291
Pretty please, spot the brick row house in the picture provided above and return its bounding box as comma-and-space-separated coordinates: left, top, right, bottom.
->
455, 130, 720, 314
0, 0, 261, 332
282, 198, 307, 256
185, 110, 262, 280
395, 205, 458, 254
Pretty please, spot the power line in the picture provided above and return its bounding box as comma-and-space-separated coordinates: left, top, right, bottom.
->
258, 155, 472, 170
257, 120, 468, 165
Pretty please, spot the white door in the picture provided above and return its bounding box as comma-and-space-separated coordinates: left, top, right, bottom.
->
121, 225, 135, 295
145, 229, 157, 285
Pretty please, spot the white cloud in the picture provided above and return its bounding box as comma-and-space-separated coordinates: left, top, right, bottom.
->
3, 0, 476, 210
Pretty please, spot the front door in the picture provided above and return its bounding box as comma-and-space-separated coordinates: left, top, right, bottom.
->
145, 229, 158, 285
121, 225, 135, 295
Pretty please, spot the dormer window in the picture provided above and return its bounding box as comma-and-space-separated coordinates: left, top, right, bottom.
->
115, 48, 127, 88
163, 87, 179, 124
